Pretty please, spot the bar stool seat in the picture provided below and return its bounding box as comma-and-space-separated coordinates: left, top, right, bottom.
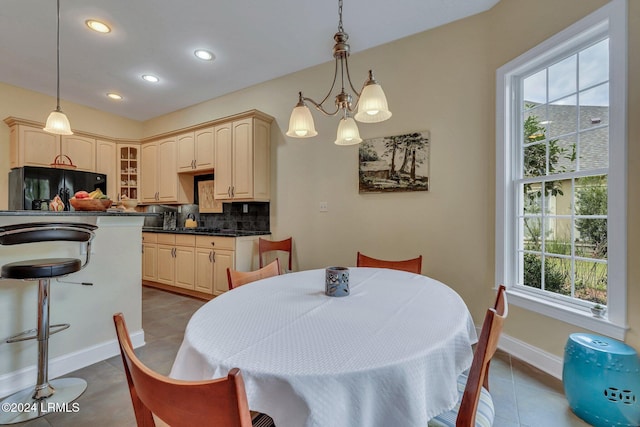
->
2, 258, 82, 279
0, 222, 97, 425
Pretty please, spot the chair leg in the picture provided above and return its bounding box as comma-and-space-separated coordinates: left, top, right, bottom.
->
0, 279, 87, 425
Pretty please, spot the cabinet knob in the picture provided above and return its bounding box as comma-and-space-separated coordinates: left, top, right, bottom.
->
210, 241, 215, 247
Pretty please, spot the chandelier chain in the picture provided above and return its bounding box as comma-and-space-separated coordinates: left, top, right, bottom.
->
338, 0, 343, 32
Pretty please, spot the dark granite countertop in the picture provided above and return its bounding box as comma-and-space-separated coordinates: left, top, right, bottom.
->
0, 210, 158, 217
142, 227, 271, 237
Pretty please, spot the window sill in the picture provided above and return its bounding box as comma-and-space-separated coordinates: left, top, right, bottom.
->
506, 289, 628, 340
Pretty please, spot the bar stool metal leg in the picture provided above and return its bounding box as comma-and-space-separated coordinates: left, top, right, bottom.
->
0, 279, 87, 425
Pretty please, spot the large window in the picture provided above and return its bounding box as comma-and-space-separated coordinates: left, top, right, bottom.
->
496, 0, 627, 338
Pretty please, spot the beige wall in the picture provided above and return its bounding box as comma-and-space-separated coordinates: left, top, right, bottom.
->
1, 0, 637, 360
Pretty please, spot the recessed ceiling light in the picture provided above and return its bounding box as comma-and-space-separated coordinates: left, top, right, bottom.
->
142, 74, 160, 83
86, 19, 111, 33
107, 93, 122, 100
194, 49, 214, 61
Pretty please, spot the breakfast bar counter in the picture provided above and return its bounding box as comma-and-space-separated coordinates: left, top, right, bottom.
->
0, 211, 154, 398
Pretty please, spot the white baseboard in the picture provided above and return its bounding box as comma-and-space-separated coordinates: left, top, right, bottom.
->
0, 329, 145, 398
498, 331, 564, 380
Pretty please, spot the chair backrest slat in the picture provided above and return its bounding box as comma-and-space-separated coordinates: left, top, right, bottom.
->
227, 259, 281, 290
258, 237, 292, 271
356, 252, 422, 274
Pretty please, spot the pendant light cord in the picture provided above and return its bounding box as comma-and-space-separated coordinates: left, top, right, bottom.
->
56, 0, 61, 112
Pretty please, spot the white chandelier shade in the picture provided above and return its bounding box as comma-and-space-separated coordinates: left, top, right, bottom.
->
286, 99, 318, 138
334, 116, 362, 145
354, 81, 392, 123
44, 110, 73, 135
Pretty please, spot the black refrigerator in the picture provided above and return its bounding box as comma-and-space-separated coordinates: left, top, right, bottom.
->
8, 166, 107, 211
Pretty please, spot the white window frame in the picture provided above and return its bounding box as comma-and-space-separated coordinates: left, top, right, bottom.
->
496, 0, 627, 339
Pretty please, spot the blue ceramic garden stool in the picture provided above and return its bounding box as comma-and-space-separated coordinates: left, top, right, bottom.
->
563, 333, 640, 427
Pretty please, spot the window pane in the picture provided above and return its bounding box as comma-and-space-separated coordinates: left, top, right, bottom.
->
523, 217, 542, 251
549, 95, 577, 137
574, 259, 607, 304
524, 144, 546, 177
544, 180, 564, 214
543, 255, 571, 296
554, 135, 577, 174
524, 69, 546, 104
523, 253, 543, 288
580, 84, 609, 130
524, 107, 548, 144
549, 55, 577, 101
545, 218, 572, 255
579, 128, 609, 170
576, 175, 607, 214
579, 39, 609, 90
523, 183, 542, 214
575, 218, 607, 259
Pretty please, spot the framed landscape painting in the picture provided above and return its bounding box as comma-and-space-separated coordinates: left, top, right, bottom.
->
358, 130, 430, 193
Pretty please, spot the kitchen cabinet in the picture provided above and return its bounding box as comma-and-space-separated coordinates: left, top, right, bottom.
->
213, 117, 270, 201
141, 138, 192, 204
117, 144, 140, 201
142, 233, 157, 282
195, 236, 235, 296
5, 120, 95, 171
155, 234, 196, 290
142, 233, 260, 299
61, 135, 96, 171
177, 127, 214, 173
96, 139, 117, 199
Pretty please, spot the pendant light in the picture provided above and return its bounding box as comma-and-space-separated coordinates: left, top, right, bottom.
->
43, 0, 73, 135
287, 0, 391, 145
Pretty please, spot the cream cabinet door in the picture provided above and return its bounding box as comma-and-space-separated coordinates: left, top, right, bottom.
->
96, 139, 117, 198
232, 118, 254, 199
195, 248, 214, 293
61, 135, 96, 171
18, 125, 59, 168
142, 242, 157, 282
177, 132, 195, 172
213, 123, 233, 199
174, 246, 195, 290
194, 127, 214, 171
212, 249, 235, 296
156, 244, 175, 285
157, 137, 178, 202
141, 143, 158, 202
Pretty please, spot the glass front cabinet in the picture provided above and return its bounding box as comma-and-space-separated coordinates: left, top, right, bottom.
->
117, 144, 139, 201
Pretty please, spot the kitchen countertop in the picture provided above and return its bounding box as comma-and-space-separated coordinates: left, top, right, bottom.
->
142, 227, 271, 237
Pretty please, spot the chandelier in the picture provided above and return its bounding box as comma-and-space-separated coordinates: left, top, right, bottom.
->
286, 0, 391, 145
43, 0, 73, 135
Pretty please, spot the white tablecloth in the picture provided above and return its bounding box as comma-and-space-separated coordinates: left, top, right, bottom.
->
170, 268, 477, 427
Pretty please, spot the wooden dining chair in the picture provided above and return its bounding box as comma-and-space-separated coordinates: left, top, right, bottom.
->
227, 259, 281, 290
113, 313, 273, 427
356, 251, 423, 274
428, 286, 508, 427
259, 237, 292, 272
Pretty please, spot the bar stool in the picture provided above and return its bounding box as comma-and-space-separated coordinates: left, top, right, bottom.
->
0, 222, 97, 425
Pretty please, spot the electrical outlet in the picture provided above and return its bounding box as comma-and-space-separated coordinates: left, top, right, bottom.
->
243, 203, 248, 213
319, 201, 328, 212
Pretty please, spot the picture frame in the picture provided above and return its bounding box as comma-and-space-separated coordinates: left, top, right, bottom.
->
358, 130, 430, 193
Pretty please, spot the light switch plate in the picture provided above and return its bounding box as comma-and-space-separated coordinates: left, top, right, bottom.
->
319, 201, 328, 212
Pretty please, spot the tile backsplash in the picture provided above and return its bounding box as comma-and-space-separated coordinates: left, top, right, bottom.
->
200, 202, 269, 232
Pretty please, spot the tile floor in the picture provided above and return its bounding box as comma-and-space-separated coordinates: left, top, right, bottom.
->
10, 287, 589, 426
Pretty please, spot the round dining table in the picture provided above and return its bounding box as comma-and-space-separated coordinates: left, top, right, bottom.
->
169, 267, 477, 427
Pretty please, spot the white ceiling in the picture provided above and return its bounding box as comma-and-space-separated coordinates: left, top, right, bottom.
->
0, 0, 499, 122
